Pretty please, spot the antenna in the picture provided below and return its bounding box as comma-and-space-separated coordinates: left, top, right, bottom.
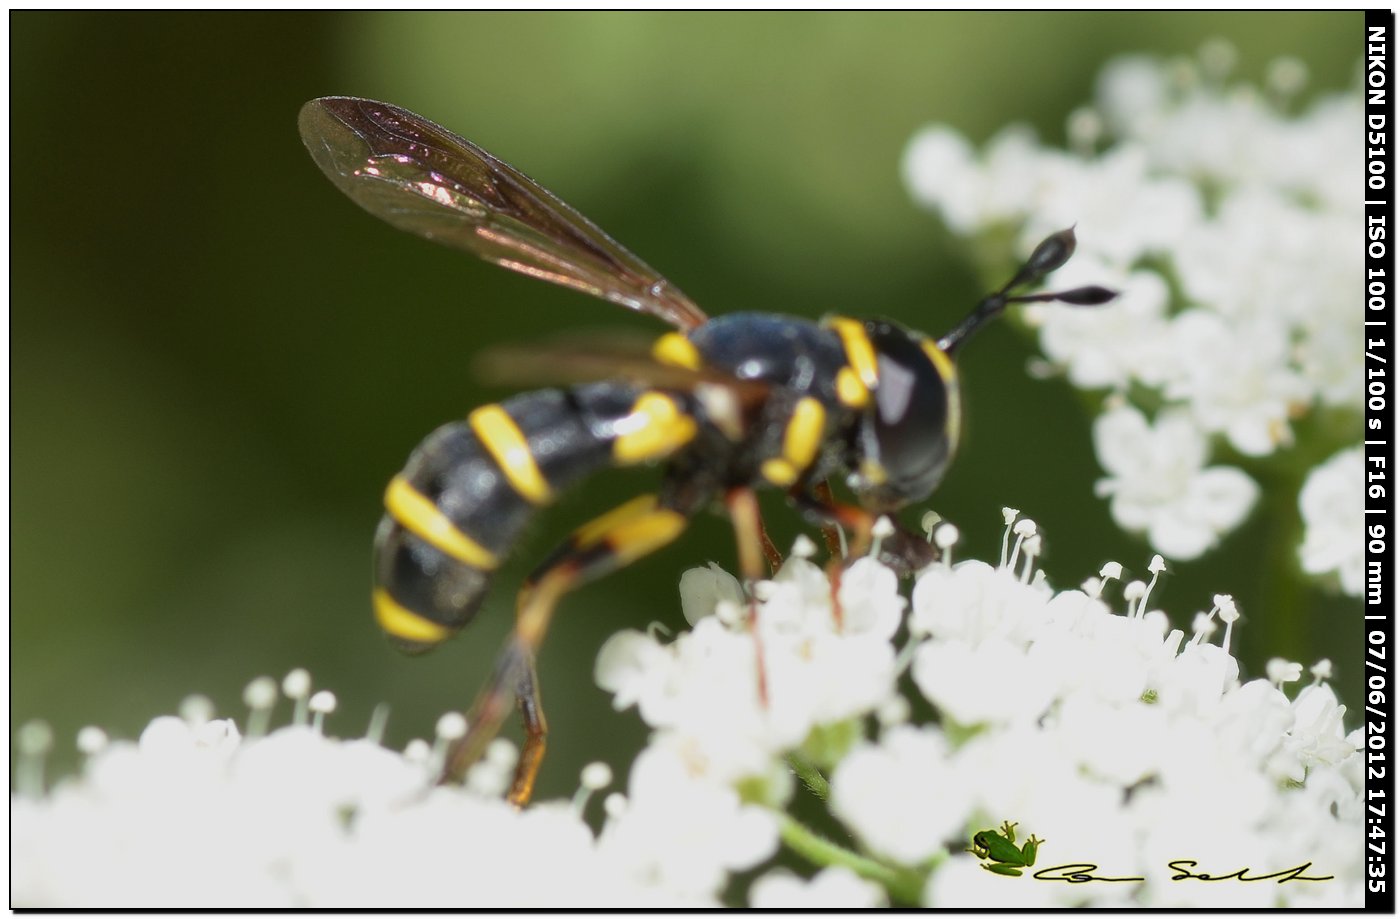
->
936, 228, 1117, 356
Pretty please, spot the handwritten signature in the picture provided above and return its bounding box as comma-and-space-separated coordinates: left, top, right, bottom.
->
1029, 861, 1333, 884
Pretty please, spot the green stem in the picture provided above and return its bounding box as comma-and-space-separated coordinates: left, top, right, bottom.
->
775, 812, 926, 905
787, 753, 830, 800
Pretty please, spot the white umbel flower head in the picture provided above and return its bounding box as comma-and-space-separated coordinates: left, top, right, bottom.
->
830, 725, 969, 864
598, 551, 902, 785
13, 695, 748, 907
13, 503, 1365, 908
1298, 446, 1365, 596
902, 43, 1363, 566
1092, 405, 1259, 560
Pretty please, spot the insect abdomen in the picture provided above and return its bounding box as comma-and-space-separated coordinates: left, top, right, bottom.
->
372, 383, 694, 652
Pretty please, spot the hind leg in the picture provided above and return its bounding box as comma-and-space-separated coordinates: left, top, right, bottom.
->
440, 493, 692, 805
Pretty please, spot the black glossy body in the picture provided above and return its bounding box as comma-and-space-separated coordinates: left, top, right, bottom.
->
374, 312, 959, 647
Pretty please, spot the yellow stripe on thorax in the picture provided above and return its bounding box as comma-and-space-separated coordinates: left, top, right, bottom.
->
761, 396, 827, 487
613, 391, 698, 465
469, 404, 552, 505
651, 332, 702, 370
373, 588, 453, 645
834, 366, 869, 408
784, 396, 826, 467
384, 475, 500, 570
826, 316, 880, 389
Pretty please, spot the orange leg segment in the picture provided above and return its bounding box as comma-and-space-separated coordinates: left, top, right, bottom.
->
440, 494, 688, 806
724, 486, 772, 706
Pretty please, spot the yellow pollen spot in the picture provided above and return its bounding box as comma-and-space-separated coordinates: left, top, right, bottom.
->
373, 588, 452, 645
384, 476, 500, 569
613, 392, 698, 465
469, 404, 552, 505
651, 332, 702, 370
827, 317, 879, 388
835, 366, 869, 408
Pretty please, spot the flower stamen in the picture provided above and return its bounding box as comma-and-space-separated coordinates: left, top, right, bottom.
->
242, 676, 278, 738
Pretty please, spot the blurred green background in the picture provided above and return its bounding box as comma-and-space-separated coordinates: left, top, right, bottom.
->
13, 11, 1363, 797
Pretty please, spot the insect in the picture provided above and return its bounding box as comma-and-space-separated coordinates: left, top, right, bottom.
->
298, 96, 1114, 806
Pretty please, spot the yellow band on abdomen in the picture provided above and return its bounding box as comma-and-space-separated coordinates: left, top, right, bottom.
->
384, 475, 499, 570
373, 588, 453, 645
469, 404, 553, 505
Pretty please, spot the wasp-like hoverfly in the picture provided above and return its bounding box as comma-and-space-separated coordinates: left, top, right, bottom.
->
298, 96, 1114, 806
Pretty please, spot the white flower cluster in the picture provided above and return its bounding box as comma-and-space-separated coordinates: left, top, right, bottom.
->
597, 544, 905, 790
10, 681, 774, 907
903, 42, 1364, 586
12, 516, 1363, 907
1299, 445, 1367, 596
600, 516, 1362, 907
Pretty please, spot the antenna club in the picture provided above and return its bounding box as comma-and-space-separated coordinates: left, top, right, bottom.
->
936, 228, 1112, 356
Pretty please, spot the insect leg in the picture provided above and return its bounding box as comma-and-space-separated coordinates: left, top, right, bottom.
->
790, 486, 939, 583
440, 493, 691, 805
509, 640, 547, 807
787, 488, 888, 630
809, 479, 847, 560
724, 486, 772, 705
757, 519, 784, 575
790, 488, 877, 556
750, 479, 843, 578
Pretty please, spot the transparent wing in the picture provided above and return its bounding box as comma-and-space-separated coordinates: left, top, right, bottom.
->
474, 334, 770, 406
298, 96, 708, 331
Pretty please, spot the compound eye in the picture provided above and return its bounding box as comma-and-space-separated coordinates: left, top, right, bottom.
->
865, 323, 954, 503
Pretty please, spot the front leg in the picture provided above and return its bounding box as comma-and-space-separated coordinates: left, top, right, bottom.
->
786, 487, 876, 630
787, 487, 939, 576
788, 486, 877, 557
786, 486, 939, 630
809, 479, 847, 559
